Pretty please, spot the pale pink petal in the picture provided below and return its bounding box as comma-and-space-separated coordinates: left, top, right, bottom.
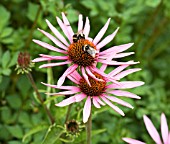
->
67, 75, 79, 84
99, 43, 134, 55
83, 17, 90, 38
143, 115, 162, 144
33, 39, 67, 54
108, 65, 129, 77
112, 52, 134, 58
39, 61, 71, 68
47, 90, 78, 96
70, 70, 82, 81
93, 18, 111, 45
113, 68, 141, 80
123, 138, 146, 144
106, 81, 144, 89
56, 17, 71, 42
81, 67, 91, 86
57, 64, 78, 87
90, 66, 108, 78
104, 95, 133, 109
86, 67, 104, 82
32, 57, 51, 62
78, 14, 83, 32
96, 27, 119, 50
107, 90, 140, 99
39, 54, 68, 60
55, 96, 76, 107
38, 28, 68, 50
75, 93, 86, 102
168, 133, 170, 144
99, 57, 113, 72
97, 59, 139, 65
92, 97, 101, 108
101, 96, 125, 116
161, 113, 169, 144
95, 97, 106, 106
83, 96, 91, 123
46, 19, 69, 46
61, 12, 74, 42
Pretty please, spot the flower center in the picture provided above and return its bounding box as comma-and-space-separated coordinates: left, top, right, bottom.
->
79, 72, 106, 96
68, 39, 97, 67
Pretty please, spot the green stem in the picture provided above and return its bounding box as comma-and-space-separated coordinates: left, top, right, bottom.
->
86, 113, 92, 144
65, 104, 72, 123
26, 72, 55, 124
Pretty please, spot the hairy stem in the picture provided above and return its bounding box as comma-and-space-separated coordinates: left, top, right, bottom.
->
86, 113, 92, 144
26, 72, 55, 124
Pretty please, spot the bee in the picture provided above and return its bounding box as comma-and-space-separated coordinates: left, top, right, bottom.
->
73, 31, 85, 43
82, 44, 97, 58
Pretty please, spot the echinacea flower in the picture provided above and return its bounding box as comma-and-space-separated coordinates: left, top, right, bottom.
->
33, 12, 137, 87
42, 63, 144, 123
123, 113, 170, 144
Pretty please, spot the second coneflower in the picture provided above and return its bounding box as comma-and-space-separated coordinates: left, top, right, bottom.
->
33, 12, 137, 87
42, 63, 144, 123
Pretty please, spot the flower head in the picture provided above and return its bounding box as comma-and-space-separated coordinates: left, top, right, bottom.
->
42, 63, 144, 123
123, 113, 170, 144
33, 12, 137, 87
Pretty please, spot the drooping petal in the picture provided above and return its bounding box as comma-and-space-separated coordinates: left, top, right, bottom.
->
70, 70, 82, 81
33, 39, 67, 54
83, 17, 90, 38
92, 97, 101, 108
81, 67, 91, 86
93, 18, 111, 45
75, 93, 87, 102
67, 75, 79, 84
38, 28, 68, 50
83, 96, 91, 123
57, 64, 78, 87
97, 59, 139, 65
104, 95, 133, 109
95, 97, 106, 106
107, 90, 140, 99
39, 61, 71, 68
55, 96, 76, 107
46, 19, 69, 46
96, 27, 119, 50
61, 12, 74, 42
78, 14, 83, 32
108, 65, 129, 77
113, 68, 141, 80
161, 113, 169, 144
143, 115, 162, 144
101, 96, 125, 116
123, 138, 146, 144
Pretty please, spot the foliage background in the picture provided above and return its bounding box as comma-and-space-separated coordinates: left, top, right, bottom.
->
0, 0, 170, 143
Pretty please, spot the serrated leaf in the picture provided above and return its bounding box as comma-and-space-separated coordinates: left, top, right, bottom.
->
22, 124, 48, 142
42, 125, 64, 144
2, 50, 10, 68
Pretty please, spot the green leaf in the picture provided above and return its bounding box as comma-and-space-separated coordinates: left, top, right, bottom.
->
145, 0, 161, 7
8, 52, 19, 67
1, 106, 12, 123
42, 125, 64, 144
22, 124, 48, 142
6, 125, 23, 139
27, 2, 39, 22
2, 68, 11, 76
0, 27, 13, 38
0, 5, 10, 31
6, 94, 22, 109
2, 50, 10, 68
8, 141, 22, 144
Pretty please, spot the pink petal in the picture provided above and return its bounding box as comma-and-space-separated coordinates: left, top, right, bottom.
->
104, 95, 133, 109
46, 19, 69, 46
56, 17, 71, 43
47, 90, 78, 96
95, 97, 106, 106
99, 43, 134, 55
161, 113, 169, 144
96, 27, 119, 50
67, 75, 79, 84
168, 133, 170, 144
75, 93, 86, 102
70, 70, 82, 81
92, 97, 101, 108
38, 28, 68, 50
57, 64, 78, 87
78, 14, 83, 32
106, 81, 144, 89
83, 96, 91, 123
93, 18, 111, 45
97, 59, 139, 65
112, 52, 134, 58
81, 67, 91, 86
39, 61, 71, 68
32, 57, 51, 62
143, 115, 162, 144
108, 65, 129, 77
33, 39, 67, 54
61, 12, 74, 42
123, 138, 146, 144
101, 96, 125, 116
39, 54, 68, 60
83, 17, 90, 38
55, 96, 76, 107
107, 90, 140, 99
113, 68, 141, 80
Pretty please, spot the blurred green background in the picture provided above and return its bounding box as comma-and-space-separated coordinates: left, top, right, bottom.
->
0, 0, 170, 143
